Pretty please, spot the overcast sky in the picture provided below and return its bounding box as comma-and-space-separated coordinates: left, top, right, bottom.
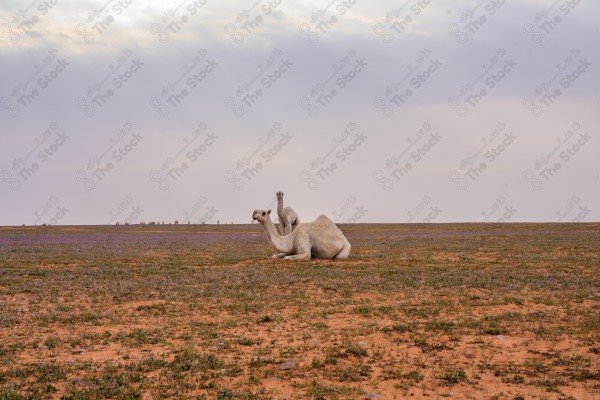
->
1, 0, 599, 225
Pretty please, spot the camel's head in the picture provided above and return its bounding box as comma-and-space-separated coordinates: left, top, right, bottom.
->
276, 191, 284, 200
252, 209, 271, 224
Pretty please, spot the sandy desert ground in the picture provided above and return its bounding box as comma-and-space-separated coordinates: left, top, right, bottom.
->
0, 223, 598, 399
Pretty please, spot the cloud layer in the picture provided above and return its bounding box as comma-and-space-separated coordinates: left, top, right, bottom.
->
1, 0, 599, 225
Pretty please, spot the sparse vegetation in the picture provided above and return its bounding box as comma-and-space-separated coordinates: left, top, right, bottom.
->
0, 223, 598, 398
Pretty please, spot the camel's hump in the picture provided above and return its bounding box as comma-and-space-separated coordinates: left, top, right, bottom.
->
315, 214, 333, 223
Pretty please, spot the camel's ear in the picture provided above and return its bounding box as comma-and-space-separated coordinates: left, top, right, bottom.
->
267, 209, 271, 215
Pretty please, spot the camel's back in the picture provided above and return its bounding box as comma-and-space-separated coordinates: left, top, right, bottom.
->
313, 214, 333, 225
281, 215, 349, 258
302, 215, 348, 258
284, 206, 298, 217
307, 215, 344, 239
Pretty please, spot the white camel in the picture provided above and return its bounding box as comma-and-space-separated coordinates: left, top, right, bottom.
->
252, 209, 351, 260
276, 191, 299, 235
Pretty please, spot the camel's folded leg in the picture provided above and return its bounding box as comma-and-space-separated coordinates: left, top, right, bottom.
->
284, 253, 311, 261
272, 253, 287, 259
334, 240, 351, 259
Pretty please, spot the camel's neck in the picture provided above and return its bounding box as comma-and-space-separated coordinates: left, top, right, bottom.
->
262, 218, 292, 253
277, 199, 284, 213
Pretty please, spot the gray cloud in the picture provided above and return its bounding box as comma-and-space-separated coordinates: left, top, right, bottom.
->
1, 0, 599, 225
